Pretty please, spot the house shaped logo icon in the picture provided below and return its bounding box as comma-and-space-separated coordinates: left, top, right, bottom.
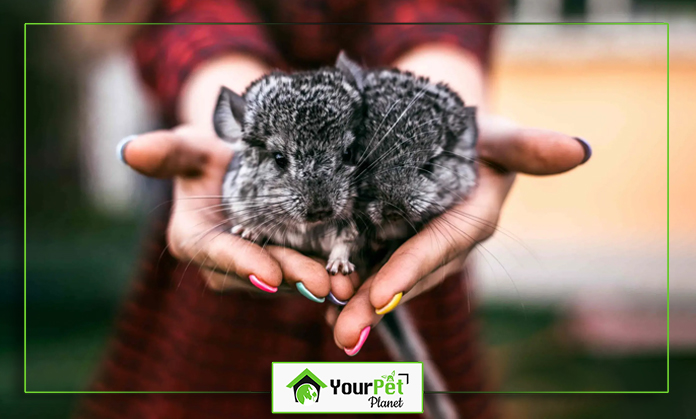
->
286, 368, 328, 404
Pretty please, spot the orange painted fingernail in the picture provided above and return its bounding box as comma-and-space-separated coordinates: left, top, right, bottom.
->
375, 292, 402, 315
249, 274, 277, 293
344, 326, 370, 356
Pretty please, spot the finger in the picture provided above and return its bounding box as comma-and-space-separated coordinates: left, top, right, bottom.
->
325, 306, 339, 328
368, 166, 514, 313
202, 268, 261, 293
306, 256, 357, 304
121, 130, 231, 179
333, 276, 380, 355
265, 246, 331, 303
478, 115, 590, 175
328, 271, 358, 304
172, 227, 283, 292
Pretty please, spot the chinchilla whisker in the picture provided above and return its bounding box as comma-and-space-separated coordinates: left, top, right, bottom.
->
278, 219, 292, 253
413, 196, 540, 264
188, 207, 288, 272
183, 219, 235, 251
214, 196, 294, 205
148, 194, 293, 215
177, 226, 233, 290
183, 203, 251, 216
445, 210, 539, 262
391, 147, 484, 165
175, 193, 293, 203
358, 85, 429, 172
202, 202, 290, 219
268, 212, 296, 251
258, 218, 285, 251
224, 202, 292, 215
440, 150, 501, 169
154, 214, 243, 280
232, 208, 289, 228
215, 209, 283, 228
346, 207, 372, 234
356, 97, 404, 166
433, 217, 527, 315
174, 219, 235, 289
426, 217, 457, 250
431, 222, 461, 279
384, 202, 419, 235
170, 200, 288, 220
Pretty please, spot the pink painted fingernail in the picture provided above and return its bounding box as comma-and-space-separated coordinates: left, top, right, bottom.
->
249, 274, 277, 293
344, 326, 371, 356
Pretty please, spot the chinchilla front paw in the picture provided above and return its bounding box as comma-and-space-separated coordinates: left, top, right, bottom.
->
326, 258, 355, 276
231, 224, 266, 244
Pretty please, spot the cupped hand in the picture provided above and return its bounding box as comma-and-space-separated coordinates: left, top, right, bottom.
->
121, 125, 357, 302
330, 115, 591, 355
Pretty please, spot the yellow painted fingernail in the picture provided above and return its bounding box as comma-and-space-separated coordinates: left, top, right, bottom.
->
375, 292, 403, 315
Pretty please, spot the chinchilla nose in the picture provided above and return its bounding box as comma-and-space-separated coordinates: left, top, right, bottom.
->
305, 198, 334, 222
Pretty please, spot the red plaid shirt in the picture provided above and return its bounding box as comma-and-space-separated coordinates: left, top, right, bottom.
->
134, 0, 500, 120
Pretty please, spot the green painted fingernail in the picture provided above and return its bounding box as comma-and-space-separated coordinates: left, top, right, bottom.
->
296, 282, 325, 303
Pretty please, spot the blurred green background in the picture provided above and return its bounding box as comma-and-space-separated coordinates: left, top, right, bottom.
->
7, 0, 696, 418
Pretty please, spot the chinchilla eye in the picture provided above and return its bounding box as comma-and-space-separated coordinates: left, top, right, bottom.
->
273, 152, 288, 169
342, 148, 353, 163
421, 159, 435, 174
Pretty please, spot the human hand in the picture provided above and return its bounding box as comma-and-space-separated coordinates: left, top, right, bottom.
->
329, 114, 592, 355
119, 126, 358, 302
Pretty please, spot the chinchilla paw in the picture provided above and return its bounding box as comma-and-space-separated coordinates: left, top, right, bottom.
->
326, 259, 355, 276
231, 224, 264, 243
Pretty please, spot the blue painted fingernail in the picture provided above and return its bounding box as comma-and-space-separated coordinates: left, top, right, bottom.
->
574, 137, 592, 164
296, 282, 325, 303
327, 292, 347, 306
116, 135, 138, 165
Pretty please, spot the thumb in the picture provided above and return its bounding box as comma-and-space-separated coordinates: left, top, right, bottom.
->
368, 237, 447, 316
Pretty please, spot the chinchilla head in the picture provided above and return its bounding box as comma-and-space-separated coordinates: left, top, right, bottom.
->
213, 69, 363, 224
337, 62, 478, 236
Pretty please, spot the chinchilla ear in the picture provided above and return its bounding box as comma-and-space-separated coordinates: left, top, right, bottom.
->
461, 106, 478, 148
213, 86, 246, 140
335, 51, 364, 90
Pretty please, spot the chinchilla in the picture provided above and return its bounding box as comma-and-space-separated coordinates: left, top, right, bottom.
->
336, 52, 479, 256
213, 67, 365, 275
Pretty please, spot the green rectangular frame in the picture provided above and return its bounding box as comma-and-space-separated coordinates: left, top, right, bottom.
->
23, 21, 670, 394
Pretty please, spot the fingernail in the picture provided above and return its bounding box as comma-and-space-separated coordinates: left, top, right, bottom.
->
327, 292, 348, 306
574, 137, 592, 164
116, 135, 138, 165
375, 292, 403, 315
249, 274, 278, 293
344, 326, 371, 356
296, 282, 325, 303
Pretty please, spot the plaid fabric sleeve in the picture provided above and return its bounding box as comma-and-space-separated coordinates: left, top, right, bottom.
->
358, 0, 503, 68
132, 0, 284, 121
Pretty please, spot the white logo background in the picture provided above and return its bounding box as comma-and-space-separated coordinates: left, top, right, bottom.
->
272, 362, 423, 413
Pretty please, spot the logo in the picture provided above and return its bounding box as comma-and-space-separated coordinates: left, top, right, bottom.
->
273, 363, 423, 413
286, 368, 328, 405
